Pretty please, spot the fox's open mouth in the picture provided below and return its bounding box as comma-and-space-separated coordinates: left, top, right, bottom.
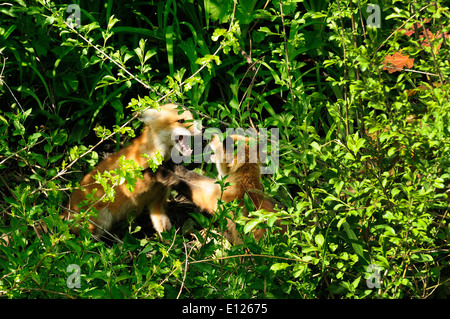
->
176, 135, 193, 156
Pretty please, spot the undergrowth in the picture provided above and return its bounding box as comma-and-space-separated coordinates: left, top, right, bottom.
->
0, 0, 448, 299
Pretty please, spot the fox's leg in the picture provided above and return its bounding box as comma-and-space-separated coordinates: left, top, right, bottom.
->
173, 165, 215, 184
148, 186, 172, 234
91, 208, 114, 238
155, 166, 219, 213
61, 206, 113, 238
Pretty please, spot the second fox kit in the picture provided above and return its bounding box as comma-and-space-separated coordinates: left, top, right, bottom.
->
62, 103, 200, 237
156, 134, 286, 244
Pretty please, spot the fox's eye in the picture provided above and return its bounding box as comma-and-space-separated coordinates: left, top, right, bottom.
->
177, 119, 185, 124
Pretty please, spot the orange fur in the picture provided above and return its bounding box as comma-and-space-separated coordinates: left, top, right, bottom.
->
62, 103, 200, 237
156, 134, 286, 244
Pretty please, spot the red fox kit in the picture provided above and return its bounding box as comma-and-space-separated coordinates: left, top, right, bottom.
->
156, 134, 286, 244
62, 103, 200, 238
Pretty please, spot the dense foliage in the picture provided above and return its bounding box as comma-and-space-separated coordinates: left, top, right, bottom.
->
0, 0, 449, 299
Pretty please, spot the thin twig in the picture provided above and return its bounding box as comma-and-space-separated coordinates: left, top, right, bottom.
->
382, 66, 440, 76
0, 55, 24, 112
176, 238, 191, 299
63, 22, 156, 93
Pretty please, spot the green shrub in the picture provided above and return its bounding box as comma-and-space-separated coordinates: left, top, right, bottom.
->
0, 0, 448, 299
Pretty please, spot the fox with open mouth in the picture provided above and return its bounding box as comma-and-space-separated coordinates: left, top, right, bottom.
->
62, 103, 201, 238
155, 134, 287, 244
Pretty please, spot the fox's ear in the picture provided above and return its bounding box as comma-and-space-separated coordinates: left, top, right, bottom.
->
139, 108, 161, 124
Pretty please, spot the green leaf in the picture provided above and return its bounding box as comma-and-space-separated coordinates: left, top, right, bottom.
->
165, 25, 174, 75
243, 219, 260, 234
387, 146, 397, 157
243, 193, 255, 213
376, 256, 390, 269
310, 141, 321, 152
270, 263, 290, 272
411, 253, 434, 263
315, 233, 324, 247
343, 222, 369, 265
329, 283, 346, 294
49, 154, 64, 163
337, 217, 346, 229
391, 187, 401, 198
334, 180, 344, 196
307, 171, 322, 182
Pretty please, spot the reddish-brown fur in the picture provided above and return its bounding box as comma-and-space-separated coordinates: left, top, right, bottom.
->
62, 103, 199, 237
156, 134, 286, 244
